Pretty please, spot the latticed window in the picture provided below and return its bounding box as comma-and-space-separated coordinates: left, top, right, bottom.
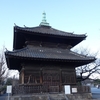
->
24, 71, 41, 84
62, 71, 76, 84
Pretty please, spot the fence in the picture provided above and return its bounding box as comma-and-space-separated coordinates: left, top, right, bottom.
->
12, 84, 91, 95
71, 85, 91, 93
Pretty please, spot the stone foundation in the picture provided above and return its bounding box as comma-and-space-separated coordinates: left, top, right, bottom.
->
67, 93, 93, 100
10, 93, 95, 100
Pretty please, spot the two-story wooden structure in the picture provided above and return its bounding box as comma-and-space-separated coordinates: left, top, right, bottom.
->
5, 13, 95, 94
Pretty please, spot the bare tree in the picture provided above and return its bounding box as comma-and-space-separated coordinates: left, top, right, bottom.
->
74, 47, 100, 82
0, 47, 8, 84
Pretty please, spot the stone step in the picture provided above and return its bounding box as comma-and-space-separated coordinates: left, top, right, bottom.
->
10, 93, 95, 100
49, 94, 69, 100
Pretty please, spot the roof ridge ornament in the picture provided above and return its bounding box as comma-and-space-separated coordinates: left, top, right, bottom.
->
40, 12, 50, 26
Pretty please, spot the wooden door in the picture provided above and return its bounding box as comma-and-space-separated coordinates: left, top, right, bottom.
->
42, 69, 60, 92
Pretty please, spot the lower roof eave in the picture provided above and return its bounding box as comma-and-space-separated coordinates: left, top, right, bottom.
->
6, 54, 95, 64
5, 56, 95, 71
6, 54, 95, 62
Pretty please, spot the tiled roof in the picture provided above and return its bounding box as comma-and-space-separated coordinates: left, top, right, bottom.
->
15, 25, 86, 38
5, 45, 95, 61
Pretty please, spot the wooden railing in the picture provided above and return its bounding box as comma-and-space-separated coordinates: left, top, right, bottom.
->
12, 84, 91, 95
71, 85, 91, 93
12, 84, 59, 95
12, 84, 42, 95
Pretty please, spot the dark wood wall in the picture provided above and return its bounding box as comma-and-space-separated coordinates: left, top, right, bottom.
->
19, 63, 76, 86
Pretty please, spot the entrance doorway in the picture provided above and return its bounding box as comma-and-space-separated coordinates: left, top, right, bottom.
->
42, 69, 60, 92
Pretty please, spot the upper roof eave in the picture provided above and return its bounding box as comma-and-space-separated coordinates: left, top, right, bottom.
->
14, 25, 86, 38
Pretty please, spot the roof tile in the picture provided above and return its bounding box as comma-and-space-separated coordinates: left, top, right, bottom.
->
5, 45, 95, 61
15, 26, 86, 37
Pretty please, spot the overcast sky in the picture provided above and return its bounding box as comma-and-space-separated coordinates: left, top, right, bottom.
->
0, 0, 100, 54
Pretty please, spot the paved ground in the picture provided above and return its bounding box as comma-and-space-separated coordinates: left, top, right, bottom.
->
0, 93, 7, 100
91, 87, 100, 99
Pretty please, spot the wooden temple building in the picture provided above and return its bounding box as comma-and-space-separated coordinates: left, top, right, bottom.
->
5, 13, 95, 94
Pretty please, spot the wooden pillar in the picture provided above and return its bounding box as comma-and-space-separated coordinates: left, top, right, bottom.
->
21, 67, 25, 84
40, 69, 42, 84
60, 69, 62, 92
19, 72, 21, 84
